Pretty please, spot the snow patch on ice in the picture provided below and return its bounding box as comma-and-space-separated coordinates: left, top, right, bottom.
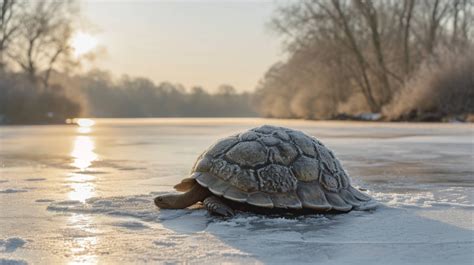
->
109, 221, 149, 230
0, 259, 28, 265
0, 237, 26, 253
47, 193, 192, 222
214, 214, 329, 230
54, 200, 81, 205
24, 178, 46, 182
153, 240, 177, 247
35, 199, 55, 203
0, 189, 27, 194
369, 186, 474, 209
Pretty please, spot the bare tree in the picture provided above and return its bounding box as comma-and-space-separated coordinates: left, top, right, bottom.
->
8, 0, 78, 88
355, 0, 393, 103
429, 0, 448, 52
397, 0, 415, 76
450, 0, 474, 48
0, 0, 20, 71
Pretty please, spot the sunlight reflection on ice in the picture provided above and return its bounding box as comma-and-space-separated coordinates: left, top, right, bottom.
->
67, 121, 100, 264
69, 126, 98, 202
68, 182, 96, 203
77, 127, 92, 134
67, 214, 99, 265
71, 136, 98, 171
68, 173, 95, 182
75, 118, 95, 127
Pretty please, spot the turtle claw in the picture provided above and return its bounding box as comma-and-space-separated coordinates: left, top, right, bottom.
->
204, 196, 235, 217
215, 207, 235, 217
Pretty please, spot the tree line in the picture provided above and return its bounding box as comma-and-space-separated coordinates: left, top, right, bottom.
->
1, 68, 257, 124
256, 0, 473, 121
2, 0, 473, 124
64, 70, 256, 118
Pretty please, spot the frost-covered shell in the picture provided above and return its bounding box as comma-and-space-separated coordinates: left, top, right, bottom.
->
177, 125, 376, 212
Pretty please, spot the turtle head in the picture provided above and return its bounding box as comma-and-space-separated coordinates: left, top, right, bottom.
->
154, 194, 177, 209
154, 183, 209, 209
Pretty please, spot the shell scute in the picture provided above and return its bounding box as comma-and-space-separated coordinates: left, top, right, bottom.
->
239, 131, 259, 141
225, 141, 267, 167
206, 136, 239, 157
320, 173, 340, 192
209, 158, 234, 180
288, 131, 316, 157
339, 188, 362, 207
348, 186, 373, 201
292, 156, 320, 181
253, 125, 281, 134
324, 191, 352, 212
195, 172, 218, 188
269, 142, 298, 165
270, 192, 302, 209
229, 169, 259, 192
261, 136, 281, 146
247, 192, 273, 208
223, 186, 248, 202
257, 164, 298, 193
296, 181, 332, 210
208, 178, 231, 196
273, 130, 290, 141
315, 144, 336, 172
193, 156, 212, 172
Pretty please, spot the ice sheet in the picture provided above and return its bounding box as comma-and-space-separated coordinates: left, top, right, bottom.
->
1, 119, 473, 264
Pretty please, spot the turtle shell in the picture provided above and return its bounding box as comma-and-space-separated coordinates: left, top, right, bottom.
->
177, 125, 376, 212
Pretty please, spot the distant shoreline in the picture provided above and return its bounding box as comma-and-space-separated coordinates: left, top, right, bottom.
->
1, 116, 472, 126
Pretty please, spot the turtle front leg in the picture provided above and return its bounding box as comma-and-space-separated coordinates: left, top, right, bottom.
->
203, 196, 235, 217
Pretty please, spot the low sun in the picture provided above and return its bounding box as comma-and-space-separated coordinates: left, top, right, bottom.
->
71, 32, 98, 57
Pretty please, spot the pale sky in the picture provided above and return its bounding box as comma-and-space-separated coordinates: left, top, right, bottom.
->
81, 0, 283, 92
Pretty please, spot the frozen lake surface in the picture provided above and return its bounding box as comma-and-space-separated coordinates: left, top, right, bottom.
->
0, 118, 473, 264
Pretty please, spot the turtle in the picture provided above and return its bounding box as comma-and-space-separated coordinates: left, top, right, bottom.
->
154, 125, 377, 217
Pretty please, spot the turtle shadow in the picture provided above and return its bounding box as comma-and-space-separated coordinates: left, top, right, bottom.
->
158, 204, 474, 264
46, 194, 474, 264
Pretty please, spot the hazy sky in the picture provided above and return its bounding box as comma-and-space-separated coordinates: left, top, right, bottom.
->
82, 0, 283, 92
